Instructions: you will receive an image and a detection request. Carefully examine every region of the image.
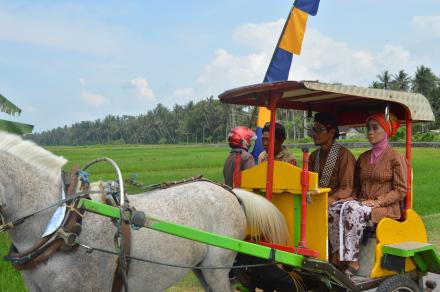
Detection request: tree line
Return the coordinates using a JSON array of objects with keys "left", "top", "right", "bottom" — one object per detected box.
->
[{"left": 28, "top": 65, "right": 440, "bottom": 146}]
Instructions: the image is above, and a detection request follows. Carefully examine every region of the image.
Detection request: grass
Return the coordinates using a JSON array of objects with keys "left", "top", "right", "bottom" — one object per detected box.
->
[
  {"left": 0, "top": 235, "right": 27, "bottom": 292},
  {"left": 1, "top": 145, "right": 439, "bottom": 291}
]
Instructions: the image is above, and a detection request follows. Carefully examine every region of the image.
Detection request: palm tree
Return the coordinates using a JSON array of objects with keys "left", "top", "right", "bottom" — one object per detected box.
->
[
  {"left": 376, "top": 70, "right": 392, "bottom": 89},
  {"left": 391, "top": 70, "right": 411, "bottom": 91},
  {"left": 370, "top": 81, "right": 384, "bottom": 89},
  {"left": 412, "top": 66, "right": 439, "bottom": 131},
  {"left": 412, "top": 65, "right": 438, "bottom": 96}
]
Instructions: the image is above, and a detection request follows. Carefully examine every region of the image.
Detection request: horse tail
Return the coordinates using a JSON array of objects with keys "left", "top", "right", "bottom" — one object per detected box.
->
[{"left": 233, "top": 188, "right": 289, "bottom": 245}]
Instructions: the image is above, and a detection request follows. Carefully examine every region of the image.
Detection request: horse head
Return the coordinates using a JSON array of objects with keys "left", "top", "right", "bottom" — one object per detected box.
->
[{"left": 0, "top": 130, "right": 67, "bottom": 250}]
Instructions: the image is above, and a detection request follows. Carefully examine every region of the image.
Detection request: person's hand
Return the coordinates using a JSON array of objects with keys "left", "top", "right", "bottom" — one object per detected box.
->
[
  {"left": 362, "top": 199, "right": 381, "bottom": 208},
  {"left": 328, "top": 197, "right": 336, "bottom": 206}
]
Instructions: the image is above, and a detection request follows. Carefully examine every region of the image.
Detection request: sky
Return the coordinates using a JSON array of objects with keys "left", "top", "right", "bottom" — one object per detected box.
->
[{"left": 0, "top": 0, "right": 439, "bottom": 132}]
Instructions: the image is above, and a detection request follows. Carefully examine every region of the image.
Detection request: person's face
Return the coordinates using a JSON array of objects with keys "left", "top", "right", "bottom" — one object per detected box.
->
[
  {"left": 262, "top": 131, "right": 270, "bottom": 151},
  {"left": 367, "top": 119, "right": 386, "bottom": 144},
  {"left": 262, "top": 131, "right": 283, "bottom": 152},
  {"left": 311, "top": 122, "right": 334, "bottom": 146}
]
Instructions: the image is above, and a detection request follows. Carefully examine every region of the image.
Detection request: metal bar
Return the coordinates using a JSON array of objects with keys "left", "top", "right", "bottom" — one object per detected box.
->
[
  {"left": 82, "top": 157, "right": 126, "bottom": 208},
  {"left": 78, "top": 199, "right": 304, "bottom": 268},
  {"left": 265, "top": 93, "right": 281, "bottom": 200},
  {"left": 233, "top": 152, "right": 242, "bottom": 187},
  {"left": 299, "top": 148, "right": 309, "bottom": 247},
  {"left": 405, "top": 113, "right": 412, "bottom": 211},
  {"left": 293, "top": 194, "right": 301, "bottom": 247}
]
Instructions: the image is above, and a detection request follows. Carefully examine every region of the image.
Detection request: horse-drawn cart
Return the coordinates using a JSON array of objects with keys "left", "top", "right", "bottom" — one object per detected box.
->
[
  {"left": 1, "top": 80, "right": 439, "bottom": 292},
  {"left": 77, "top": 81, "right": 440, "bottom": 291}
]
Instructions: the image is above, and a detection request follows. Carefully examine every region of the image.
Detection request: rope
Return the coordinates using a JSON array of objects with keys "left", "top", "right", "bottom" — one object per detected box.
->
[
  {"left": 125, "top": 175, "right": 212, "bottom": 191},
  {"left": 77, "top": 241, "right": 277, "bottom": 270}
]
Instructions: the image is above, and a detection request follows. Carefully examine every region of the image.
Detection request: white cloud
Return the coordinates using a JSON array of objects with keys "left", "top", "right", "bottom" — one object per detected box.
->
[
  {"left": 197, "top": 48, "right": 267, "bottom": 95},
  {"left": 80, "top": 78, "right": 109, "bottom": 106},
  {"left": 294, "top": 29, "right": 416, "bottom": 85},
  {"left": 232, "top": 19, "right": 284, "bottom": 51},
  {"left": 197, "top": 24, "right": 419, "bottom": 93},
  {"left": 130, "top": 77, "right": 156, "bottom": 103},
  {"left": 412, "top": 16, "right": 440, "bottom": 38},
  {"left": 193, "top": 19, "right": 290, "bottom": 96},
  {"left": 173, "top": 88, "right": 195, "bottom": 99}
]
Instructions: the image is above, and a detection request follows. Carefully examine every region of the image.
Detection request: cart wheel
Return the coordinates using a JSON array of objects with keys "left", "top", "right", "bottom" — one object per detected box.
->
[{"left": 376, "top": 275, "right": 420, "bottom": 292}]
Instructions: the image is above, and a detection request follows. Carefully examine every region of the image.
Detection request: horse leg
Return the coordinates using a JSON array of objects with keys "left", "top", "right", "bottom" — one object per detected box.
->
[
  {"left": 198, "top": 247, "right": 235, "bottom": 292},
  {"left": 193, "top": 269, "right": 212, "bottom": 291},
  {"left": 21, "top": 273, "right": 43, "bottom": 292},
  {"left": 201, "top": 268, "right": 232, "bottom": 292}
]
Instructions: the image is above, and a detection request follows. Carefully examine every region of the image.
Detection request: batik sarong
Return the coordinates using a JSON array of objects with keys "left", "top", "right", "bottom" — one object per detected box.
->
[{"left": 328, "top": 200, "right": 371, "bottom": 261}]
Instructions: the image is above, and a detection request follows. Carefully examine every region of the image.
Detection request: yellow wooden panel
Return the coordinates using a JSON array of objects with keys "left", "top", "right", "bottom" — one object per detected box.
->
[
  {"left": 272, "top": 193, "right": 295, "bottom": 245},
  {"left": 371, "top": 209, "right": 427, "bottom": 278},
  {"left": 271, "top": 191, "right": 328, "bottom": 261},
  {"left": 306, "top": 192, "right": 328, "bottom": 261},
  {"left": 241, "top": 161, "right": 327, "bottom": 261},
  {"left": 241, "top": 161, "right": 318, "bottom": 193}
]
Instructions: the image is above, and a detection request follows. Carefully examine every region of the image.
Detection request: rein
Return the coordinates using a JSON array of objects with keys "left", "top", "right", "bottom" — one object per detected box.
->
[
  {"left": 0, "top": 190, "right": 101, "bottom": 234},
  {"left": 76, "top": 240, "right": 277, "bottom": 270}
]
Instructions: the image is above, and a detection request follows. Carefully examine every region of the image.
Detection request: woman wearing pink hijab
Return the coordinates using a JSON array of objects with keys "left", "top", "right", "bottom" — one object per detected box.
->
[{"left": 328, "top": 112, "right": 407, "bottom": 276}]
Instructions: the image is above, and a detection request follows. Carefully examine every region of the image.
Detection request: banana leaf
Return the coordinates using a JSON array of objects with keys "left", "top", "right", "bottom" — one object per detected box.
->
[
  {"left": 0, "top": 119, "right": 33, "bottom": 134},
  {"left": 0, "top": 93, "right": 21, "bottom": 116}
]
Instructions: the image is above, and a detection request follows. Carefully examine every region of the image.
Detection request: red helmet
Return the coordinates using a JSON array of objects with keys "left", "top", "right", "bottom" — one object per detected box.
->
[{"left": 228, "top": 127, "right": 256, "bottom": 150}]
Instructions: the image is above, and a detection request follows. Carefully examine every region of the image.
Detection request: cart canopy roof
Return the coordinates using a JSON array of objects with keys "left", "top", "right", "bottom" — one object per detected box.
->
[{"left": 218, "top": 81, "right": 435, "bottom": 126}]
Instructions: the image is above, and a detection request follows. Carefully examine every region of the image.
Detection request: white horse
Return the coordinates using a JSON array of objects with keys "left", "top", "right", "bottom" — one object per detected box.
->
[{"left": 0, "top": 130, "right": 289, "bottom": 292}]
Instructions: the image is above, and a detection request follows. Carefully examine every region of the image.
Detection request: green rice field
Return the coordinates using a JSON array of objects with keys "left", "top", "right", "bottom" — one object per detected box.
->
[{"left": 1, "top": 144, "right": 439, "bottom": 291}]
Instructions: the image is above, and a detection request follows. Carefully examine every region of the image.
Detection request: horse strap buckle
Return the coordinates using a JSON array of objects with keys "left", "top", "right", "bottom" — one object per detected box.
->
[{"left": 56, "top": 227, "right": 79, "bottom": 247}]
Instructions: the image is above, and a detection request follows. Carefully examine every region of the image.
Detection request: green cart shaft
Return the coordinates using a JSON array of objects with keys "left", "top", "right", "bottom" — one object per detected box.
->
[{"left": 77, "top": 198, "right": 304, "bottom": 268}]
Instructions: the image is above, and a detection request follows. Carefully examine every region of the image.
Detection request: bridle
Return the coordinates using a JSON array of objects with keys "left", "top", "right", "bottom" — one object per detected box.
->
[
  {"left": 0, "top": 189, "right": 94, "bottom": 234},
  {"left": 0, "top": 157, "right": 126, "bottom": 235}
]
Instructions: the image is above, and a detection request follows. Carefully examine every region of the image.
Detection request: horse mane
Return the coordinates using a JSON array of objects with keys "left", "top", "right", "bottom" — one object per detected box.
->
[{"left": 0, "top": 130, "right": 67, "bottom": 180}]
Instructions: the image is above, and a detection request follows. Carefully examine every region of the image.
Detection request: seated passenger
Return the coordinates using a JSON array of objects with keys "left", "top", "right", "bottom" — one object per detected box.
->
[
  {"left": 223, "top": 126, "right": 256, "bottom": 187},
  {"left": 328, "top": 112, "right": 407, "bottom": 276},
  {"left": 258, "top": 122, "right": 297, "bottom": 165},
  {"left": 309, "top": 112, "right": 356, "bottom": 206}
]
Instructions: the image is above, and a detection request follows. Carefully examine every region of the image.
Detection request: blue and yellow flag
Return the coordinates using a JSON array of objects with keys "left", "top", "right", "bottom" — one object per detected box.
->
[{"left": 252, "top": 0, "right": 320, "bottom": 161}]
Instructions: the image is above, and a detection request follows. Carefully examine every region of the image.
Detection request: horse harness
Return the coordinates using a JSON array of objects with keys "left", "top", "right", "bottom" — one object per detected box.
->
[
  {"left": 1, "top": 165, "right": 131, "bottom": 292},
  {"left": 0, "top": 171, "right": 240, "bottom": 292}
]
